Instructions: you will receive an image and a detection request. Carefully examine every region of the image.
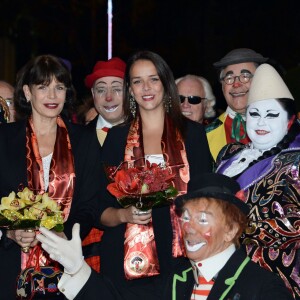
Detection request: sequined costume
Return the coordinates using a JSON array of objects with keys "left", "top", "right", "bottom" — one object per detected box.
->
[{"left": 216, "top": 133, "right": 300, "bottom": 299}]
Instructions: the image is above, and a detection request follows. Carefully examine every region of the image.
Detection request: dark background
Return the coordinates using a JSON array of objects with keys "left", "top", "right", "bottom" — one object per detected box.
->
[{"left": 0, "top": 0, "right": 299, "bottom": 111}]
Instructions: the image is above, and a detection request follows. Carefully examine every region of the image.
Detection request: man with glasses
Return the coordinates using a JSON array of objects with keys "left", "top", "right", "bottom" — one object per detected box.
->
[
  {"left": 82, "top": 57, "right": 126, "bottom": 274},
  {"left": 84, "top": 57, "right": 126, "bottom": 146},
  {"left": 0, "top": 80, "right": 15, "bottom": 122},
  {"left": 206, "top": 48, "right": 268, "bottom": 161},
  {"left": 176, "top": 74, "right": 216, "bottom": 124}
]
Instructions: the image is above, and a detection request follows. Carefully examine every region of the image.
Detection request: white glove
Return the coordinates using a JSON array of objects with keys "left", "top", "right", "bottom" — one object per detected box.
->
[{"left": 37, "top": 223, "right": 84, "bottom": 275}]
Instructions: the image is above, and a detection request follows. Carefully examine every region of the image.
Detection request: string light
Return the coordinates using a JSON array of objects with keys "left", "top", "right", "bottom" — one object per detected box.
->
[{"left": 107, "top": 0, "right": 113, "bottom": 59}]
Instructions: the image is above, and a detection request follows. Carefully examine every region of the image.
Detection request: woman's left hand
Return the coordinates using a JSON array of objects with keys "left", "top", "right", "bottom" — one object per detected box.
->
[
  {"left": 130, "top": 206, "right": 152, "bottom": 225},
  {"left": 6, "top": 229, "right": 38, "bottom": 249}
]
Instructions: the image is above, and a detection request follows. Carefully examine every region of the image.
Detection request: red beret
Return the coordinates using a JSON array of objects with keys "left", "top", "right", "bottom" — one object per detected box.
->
[{"left": 85, "top": 57, "right": 126, "bottom": 88}]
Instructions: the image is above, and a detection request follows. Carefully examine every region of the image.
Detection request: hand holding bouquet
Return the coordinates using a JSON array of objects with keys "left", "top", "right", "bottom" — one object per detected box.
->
[{"left": 106, "top": 160, "right": 178, "bottom": 211}]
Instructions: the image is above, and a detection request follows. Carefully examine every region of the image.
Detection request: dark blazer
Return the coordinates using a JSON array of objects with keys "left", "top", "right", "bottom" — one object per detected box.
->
[
  {"left": 75, "top": 271, "right": 123, "bottom": 300},
  {"left": 96, "top": 118, "right": 213, "bottom": 300},
  {"left": 0, "top": 119, "right": 103, "bottom": 299},
  {"left": 86, "top": 115, "right": 98, "bottom": 131},
  {"left": 166, "top": 249, "right": 293, "bottom": 300}
]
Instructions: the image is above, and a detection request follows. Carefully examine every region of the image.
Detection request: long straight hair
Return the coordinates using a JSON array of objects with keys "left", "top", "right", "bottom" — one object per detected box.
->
[{"left": 123, "top": 50, "right": 185, "bottom": 136}]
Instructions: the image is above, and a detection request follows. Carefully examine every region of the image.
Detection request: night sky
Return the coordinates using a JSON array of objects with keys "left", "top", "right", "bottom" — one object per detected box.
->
[{"left": 1, "top": 0, "right": 299, "bottom": 110}]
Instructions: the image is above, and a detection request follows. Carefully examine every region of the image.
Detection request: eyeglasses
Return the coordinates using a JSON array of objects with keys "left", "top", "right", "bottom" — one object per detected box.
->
[
  {"left": 179, "top": 95, "right": 206, "bottom": 105},
  {"left": 221, "top": 73, "right": 253, "bottom": 85}
]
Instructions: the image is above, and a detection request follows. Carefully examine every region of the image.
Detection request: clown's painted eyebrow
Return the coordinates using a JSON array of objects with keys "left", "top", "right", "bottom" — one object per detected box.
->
[
  {"left": 249, "top": 108, "right": 280, "bottom": 118},
  {"left": 182, "top": 208, "right": 213, "bottom": 216},
  {"left": 224, "top": 69, "right": 253, "bottom": 76},
  {"left": 250, "top": 108, "right": 280, "bottom": 113},
  {"left": 94, "top": 80, "right": 123, "bottom": 86}
]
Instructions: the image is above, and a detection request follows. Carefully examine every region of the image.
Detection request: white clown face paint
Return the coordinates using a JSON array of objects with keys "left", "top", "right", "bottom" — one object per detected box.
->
[
  {"left": 246, "top": 99, "right": 289, "bottom": 150},
  {"left": 180, "top": 199, "right": 233, "bottom": 262}
]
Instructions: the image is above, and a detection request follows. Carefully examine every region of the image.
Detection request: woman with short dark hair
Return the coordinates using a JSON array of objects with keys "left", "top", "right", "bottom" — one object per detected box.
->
[{"left": 0, "top": 54, "right": 102, "bottom": 299}]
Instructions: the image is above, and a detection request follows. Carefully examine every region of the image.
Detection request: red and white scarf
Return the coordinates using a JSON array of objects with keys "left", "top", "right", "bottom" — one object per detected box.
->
[
  {"left": 21, "top": 116, "right": 75, "bottom": 269},
  {"left": 123, "top": 114, "right": 189, "bottom": 279}
]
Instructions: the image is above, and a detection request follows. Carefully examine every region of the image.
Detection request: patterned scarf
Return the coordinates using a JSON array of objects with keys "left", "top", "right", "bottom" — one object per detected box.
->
[
  {"left": 22, "top": 116, "right": 75, "bottom": 269},
  {"left": 123, "top": 114, "right": 189, "bottom": 279}
]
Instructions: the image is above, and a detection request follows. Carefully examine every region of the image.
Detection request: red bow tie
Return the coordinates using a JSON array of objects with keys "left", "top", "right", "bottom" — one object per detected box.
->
[{"left": 101, "top": 127, "right": 109, "bottom": 132}]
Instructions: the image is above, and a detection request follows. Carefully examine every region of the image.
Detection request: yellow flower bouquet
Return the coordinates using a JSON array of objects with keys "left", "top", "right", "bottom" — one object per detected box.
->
[{"left": 0, "top": 187, "right": 64, "bottom": 231}]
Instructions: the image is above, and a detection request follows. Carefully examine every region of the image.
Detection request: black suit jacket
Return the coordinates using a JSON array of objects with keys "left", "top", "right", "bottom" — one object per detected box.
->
[
  {"left": 95, "top": 118, "right": 213, "bottom": 300},
  {"left": 0, "top": 119, "right": 103, "bottom": 299},
  {"left": 166, "top": 249, "right": 293, "bottom": 300},
  {"left": 86, "top": 115, "right": 98, "bottom": 131}
]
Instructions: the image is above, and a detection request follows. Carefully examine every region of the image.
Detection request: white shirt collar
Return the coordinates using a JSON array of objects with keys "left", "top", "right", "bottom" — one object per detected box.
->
[
  {"left": 96, "top": 114, "right": 124, "bottom": 129},
  {"left": 191, "top": 244, "right": 236, "bottom": 283},
  {"left": 226, "top": 106, "right": 246, "bottom": 121},
  {"left": 96, "top": 115, "right": 113, "bottom": 129}
]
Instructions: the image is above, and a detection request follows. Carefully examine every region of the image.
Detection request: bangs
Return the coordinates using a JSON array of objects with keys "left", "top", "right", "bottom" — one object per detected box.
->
[{"left": 28, "top": 56, "right": 72, "bottom": 87}]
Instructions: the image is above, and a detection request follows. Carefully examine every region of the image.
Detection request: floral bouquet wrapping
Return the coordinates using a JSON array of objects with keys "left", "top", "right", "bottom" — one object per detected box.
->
[
  {"left": 0, "top": 187, "right": 64, "bottom": 231},
  {"left": 106, "top": 161, "right": 178, "bottom": 211}
]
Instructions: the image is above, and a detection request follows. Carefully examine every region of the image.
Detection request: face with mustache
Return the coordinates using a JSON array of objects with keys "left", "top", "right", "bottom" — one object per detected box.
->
[
  {"left": 221, "top": 62, "right": 257, "bottom": 114},
  {"left": 180, "top": 198, "right": 237, "bottom": 262}
]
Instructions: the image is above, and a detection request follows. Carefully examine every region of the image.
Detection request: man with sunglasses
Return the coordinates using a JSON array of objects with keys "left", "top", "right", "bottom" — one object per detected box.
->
[
  {"left": 205, "top": 48, "right": 268, "bottom": 161},
  {"left": 176, "top": 75, "right": 216, "bottom": 124}
]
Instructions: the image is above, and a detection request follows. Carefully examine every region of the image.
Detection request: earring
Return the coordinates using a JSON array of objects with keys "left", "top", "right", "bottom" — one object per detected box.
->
[
  {"left": 164, "top": 96, "right": 172, "bottom": 113},
  {"left": 129, "top": 95, "right": 136, "bottom": 118}
]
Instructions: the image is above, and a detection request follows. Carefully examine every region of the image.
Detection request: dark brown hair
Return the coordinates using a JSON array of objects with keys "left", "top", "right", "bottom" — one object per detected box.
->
[
  {"left": 14, "top": 54, "right": 76, "bottom": 120},
  {"left": 123, "top": 50, "right": 185, "bottom": 135}
]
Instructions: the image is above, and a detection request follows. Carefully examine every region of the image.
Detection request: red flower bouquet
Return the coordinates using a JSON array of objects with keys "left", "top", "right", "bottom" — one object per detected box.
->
[{"left": 106, "top": 161, "right": 178, "bottom": 210}]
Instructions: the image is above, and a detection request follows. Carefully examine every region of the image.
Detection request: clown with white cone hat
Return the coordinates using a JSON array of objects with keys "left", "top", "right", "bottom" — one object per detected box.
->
[
  {"left": 247, "top": 63, "right": 294, "bottom": 104},
  {"left": 216, "top": 63, "right": 300, "bottom": 299}
]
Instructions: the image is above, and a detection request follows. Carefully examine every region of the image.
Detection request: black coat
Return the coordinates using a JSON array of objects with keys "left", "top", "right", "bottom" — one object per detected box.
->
[
  {"left": 86, "top": 115, "right": 98, "bottom": 131},
  {"left": 165, "top": 249, "right": 294, "bottom": 300},
  {"left": 96, "top": 118, "right": 213, "bottom": 300},
  {"left": 0, "top": 119, "right": 103, "bottom": 299}
]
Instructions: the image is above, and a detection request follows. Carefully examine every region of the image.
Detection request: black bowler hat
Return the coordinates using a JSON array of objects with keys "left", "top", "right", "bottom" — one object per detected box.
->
[
  {"left": 175, "top": 173, "right": 249, "bottom": 215},
  {"left": 213, "top": 48, "right": 268, "bottom": 69}
]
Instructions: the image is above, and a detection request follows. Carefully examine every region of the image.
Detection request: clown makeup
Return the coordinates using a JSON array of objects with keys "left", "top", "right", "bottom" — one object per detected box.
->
[
  {"left": 92, "top": 76, "right": 124, "bottom": 125},
  {"left": 246, "top": 99, "right": 289, "bottom": 150},
  {"left": 180, "top": 199, "right": 233, "bottom": 262}
]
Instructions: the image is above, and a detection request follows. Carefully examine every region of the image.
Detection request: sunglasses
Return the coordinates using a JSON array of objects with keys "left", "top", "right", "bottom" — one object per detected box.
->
[{"left": 179, "top": 95, "right": 206, "bottom": 105}]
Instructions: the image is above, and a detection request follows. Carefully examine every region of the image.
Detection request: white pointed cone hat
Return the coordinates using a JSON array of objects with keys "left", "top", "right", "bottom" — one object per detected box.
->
[{"left": 248, "top": 63, "right": 294, "bottom": 105}]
